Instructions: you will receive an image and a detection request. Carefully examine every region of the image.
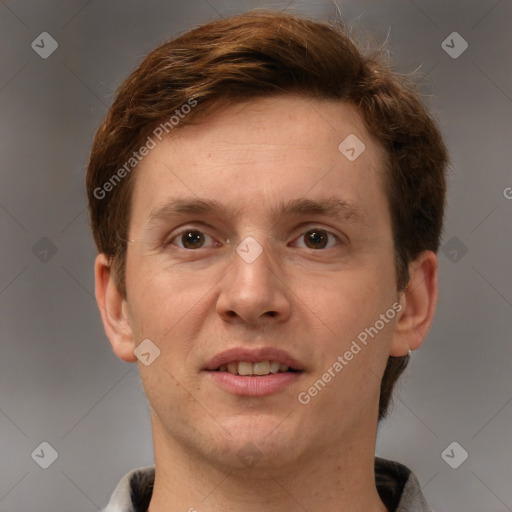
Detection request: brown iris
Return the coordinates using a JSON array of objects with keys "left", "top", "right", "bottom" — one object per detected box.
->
[
  {"left": 303, "top": 229, "right": 329, "bottom": 249},
  {"left": 181, "top": 230, "right": 205, "bottom": 249}
]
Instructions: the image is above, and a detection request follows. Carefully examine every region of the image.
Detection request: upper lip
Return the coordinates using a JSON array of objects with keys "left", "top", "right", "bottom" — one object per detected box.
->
[{"left": 204, "top": 347, "right": 304, "bottom": 371}]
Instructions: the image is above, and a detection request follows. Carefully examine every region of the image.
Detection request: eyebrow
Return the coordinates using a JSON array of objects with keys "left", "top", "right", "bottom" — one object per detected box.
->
[{"left": 145, "top": 196, "right": 368, "bottom": 230}]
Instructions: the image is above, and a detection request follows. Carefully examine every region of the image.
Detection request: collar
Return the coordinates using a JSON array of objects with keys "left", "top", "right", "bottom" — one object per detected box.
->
[{"left": 103, "top": 457, "right": 432, "bottom": 512}]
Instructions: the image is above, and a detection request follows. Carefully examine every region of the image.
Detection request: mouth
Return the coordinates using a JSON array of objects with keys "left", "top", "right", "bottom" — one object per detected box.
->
[
  {"left": 204, "top": 347, "right": 304, "bottom": 374},
  {"left": 204, "top": 347, "right": 304, "bottom": 396},
  {"left": 212, "top": 360, "right": 301, "bottom": 376}
]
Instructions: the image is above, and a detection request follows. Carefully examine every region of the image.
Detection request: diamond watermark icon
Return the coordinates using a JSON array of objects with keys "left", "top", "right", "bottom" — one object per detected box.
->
[
  {"left": 441, "top": 32, "right": 468, "bottom": 59},
  {"left": 237, "top": 442, "right": 263, "bottom": 468},
  {"left": 32, "top": 236, "right": 58, "bottom": 263},
  {"left": 441, "top": 236, "right": 468, "bottom": 263},
  {"left": 441, "top": 441, "right": 468, "bottom": 469},
  {"left": 31, "top": 32, "right": 59, "bottom": 59},
  {"left": 338, "top": 134, "right": 365, "bottom": 161},
  {"left": 236, "top": 236, "right": 263, "bottom": 263},
  {"left": 134, "top": 338, "right": 161, "bottom": 366},
  {"left": 31, "top": 441, "right": 59, "bottom": 469}
]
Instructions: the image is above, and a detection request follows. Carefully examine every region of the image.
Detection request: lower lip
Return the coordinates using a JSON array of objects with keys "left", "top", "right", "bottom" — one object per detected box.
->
[{"left": 206, "top": 371, "right": 302, "bottom": 396}]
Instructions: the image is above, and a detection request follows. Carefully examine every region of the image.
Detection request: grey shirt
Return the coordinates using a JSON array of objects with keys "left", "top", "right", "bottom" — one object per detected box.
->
[{"left": 103, "top": 457, "right": 432, "bottom": 512}]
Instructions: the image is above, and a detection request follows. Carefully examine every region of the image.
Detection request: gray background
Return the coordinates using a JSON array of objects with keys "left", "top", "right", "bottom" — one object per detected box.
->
[{"left": 1, "top": 1, "right": 511, "bottom": 511}]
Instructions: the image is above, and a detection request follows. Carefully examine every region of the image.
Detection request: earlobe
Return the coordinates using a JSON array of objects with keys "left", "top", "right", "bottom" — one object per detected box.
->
[
  {"left": 389, "top": 251, "right": 438, "bottom": 357},
  {"left": 94, "top": 253, "right": 138, "bottom": 363}
]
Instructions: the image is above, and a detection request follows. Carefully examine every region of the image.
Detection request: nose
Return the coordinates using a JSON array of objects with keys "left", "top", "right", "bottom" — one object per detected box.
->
[{"left": 216, "top": 237, "right": 292, "bottom": 326}]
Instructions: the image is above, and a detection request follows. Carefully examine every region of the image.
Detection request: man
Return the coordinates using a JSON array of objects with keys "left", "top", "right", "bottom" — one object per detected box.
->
[{"left": 87, "top": 10, "right": 447, "bottom": 512}]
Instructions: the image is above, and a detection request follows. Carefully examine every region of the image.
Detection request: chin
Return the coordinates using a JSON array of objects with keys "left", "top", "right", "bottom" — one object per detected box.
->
[{"left": 210, "top": 416, "right": 305, "bottom": 467}]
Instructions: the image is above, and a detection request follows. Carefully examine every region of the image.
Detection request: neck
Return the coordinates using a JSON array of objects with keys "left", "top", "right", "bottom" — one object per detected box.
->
[{"left": 147, "top": 415, "right": 387, "bottom": 512}]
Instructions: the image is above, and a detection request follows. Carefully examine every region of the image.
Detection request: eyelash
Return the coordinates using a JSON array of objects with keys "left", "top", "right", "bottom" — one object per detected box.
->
[{"left": 163, "top": 226, "right": 343, "bottom": 251}]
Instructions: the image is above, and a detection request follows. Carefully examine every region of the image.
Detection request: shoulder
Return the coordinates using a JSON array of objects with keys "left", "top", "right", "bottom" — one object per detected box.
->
[
  {"left": 103, "top": 465, "right": 155, "bottom": 512},
  {"left": 375, "top": 457, "right": 433, "bottom": 512}
]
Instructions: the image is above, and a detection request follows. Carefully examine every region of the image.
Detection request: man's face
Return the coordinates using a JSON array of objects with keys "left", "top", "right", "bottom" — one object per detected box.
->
[{"left": 123, "top": 96, "right": 400, "bottom": 469}]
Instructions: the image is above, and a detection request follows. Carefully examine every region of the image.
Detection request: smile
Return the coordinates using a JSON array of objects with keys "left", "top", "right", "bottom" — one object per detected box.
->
[
  {"left": 213, "top": 360, "right": 299, "bottom": 376},
  {"left": 204, "top": 347, "right": 304, "bottom": 396}
]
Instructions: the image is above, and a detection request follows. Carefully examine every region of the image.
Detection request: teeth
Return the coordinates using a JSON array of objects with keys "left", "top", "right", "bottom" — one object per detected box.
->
[
  {"left": 269, "top": 361, "right": 281, "bottom": 373},
  {"left": 253, "top": 361, "right": 270, "bottom": 375},
  {"left": 238, "top": 361, "right": 253, "bottom": 376},
  {"left": 227, "top": 362, "right": 238, "bottom": 375},
  {"left": 219, "top": 360, "right": 294, "bottom": 376}
]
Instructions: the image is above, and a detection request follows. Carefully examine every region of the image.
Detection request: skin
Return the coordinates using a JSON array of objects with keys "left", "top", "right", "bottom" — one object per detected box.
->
[{"left": 95, "top": 95, "right": 438, "bottom": 512}]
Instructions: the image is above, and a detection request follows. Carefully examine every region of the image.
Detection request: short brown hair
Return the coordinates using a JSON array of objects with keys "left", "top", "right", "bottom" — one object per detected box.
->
[{"left": 86, "top": 10, "right": 448, "bottom": 421}]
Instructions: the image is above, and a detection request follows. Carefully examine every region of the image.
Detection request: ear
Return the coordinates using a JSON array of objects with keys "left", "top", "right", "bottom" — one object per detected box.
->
[
  {"left": 94, "top": 253, "right": 137, "bottom": 363},
  {"left": 390, "top": 250, "right": 438, "bottom": 356}
]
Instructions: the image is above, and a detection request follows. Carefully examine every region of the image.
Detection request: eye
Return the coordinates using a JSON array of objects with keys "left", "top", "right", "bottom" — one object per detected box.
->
[
  {"left": 292, "top": 228, "right": 340, "bottom": 250},
  {"left": 166, "top": 229, "right": 221, "bottom": 250}
]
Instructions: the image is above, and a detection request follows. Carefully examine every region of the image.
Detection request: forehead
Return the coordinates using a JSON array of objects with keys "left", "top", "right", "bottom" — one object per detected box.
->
[{"left": 129, "top": 95, "right": 389, "bottom": 231}]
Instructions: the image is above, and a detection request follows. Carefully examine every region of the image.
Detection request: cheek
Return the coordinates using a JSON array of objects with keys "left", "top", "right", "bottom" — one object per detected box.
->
[
  {"left": 297, "top": 277, "right": 397, "bottom": 425},
  {"left": 293, "top": 263, "right": 398, "bottom": 398},
  {"left": 296, "top": 266, "right": 391, "bottom": 331},
  {"left": 125, "top": 255, "right": 220, "bottom": 370},
  {"left": 126, "top": 247, "right": 200, "bottom": 318}
]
